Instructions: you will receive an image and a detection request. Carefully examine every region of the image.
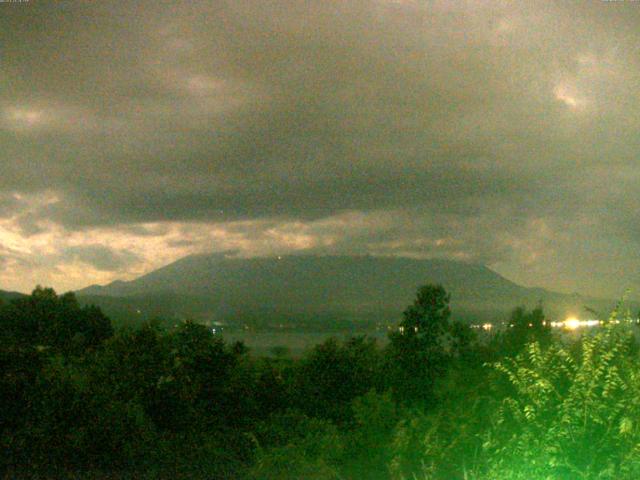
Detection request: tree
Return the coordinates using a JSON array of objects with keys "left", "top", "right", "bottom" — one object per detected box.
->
[
  {"left": 292, "top": 336, "right": 382, "bottom": 424},
  {"left": 0, "top": 287, "right": 113, "bottom": 352},
  {"left": 387, "top": 284, "right": 452, "bottom": 403},
  {"left": 492, "top": 304, "right": 552, "bottom": 357},
  {"left": 399, "top": 284, "right": 451, "bottom": 339},
  {"left": 147, "top": 320, "right": 251, "bottom": 431}
]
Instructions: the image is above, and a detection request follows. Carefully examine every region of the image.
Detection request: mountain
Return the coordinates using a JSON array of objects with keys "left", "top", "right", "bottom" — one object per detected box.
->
[
  {"left": 0, "top": 289, "right": 26, "bottom": 303},
  {"left": 76, "top": 254, "right": 628, "bottom": 326}
]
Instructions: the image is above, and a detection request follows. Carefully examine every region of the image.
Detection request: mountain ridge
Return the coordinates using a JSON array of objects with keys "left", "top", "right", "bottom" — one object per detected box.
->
[
  {"left": 74, "top": 253, "right": 624, "bottom": 325},
  {"left": 0, "top": 289, "right": 27, "bottom": 303}
]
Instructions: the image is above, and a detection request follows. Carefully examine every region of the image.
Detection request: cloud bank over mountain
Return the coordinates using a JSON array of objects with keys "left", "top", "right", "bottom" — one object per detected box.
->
[{"left": 1, "top": 1, "right": 640, "bottom": 295}]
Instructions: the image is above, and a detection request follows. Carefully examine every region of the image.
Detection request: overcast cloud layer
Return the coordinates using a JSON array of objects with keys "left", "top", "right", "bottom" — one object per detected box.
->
[{"left": 1, "top": 0, "right": 640, "bottom": 296}]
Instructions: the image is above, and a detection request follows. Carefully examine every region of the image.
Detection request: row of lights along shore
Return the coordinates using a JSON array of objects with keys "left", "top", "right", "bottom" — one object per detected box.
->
[{"left": 470, "top": 317, "right": 640, "bottom": 332}]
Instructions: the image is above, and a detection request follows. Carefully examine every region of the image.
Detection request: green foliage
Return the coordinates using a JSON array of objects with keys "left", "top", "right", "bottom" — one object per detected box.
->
[
  {"left": 164, "top": 320, "right": 243, "bottom": 428},
  {"left": 89, "top": 322, "right": 168, "bottom": 409},
  {"left": 7, "top": 283, "right": 640, "bottom": 480},
  {"left": 249, "top": 411, "right": 345, "bottom": 480},
  {"left": 387, "top": 284, "right": 453, "bottom": 402},
  {"left": 389, "top": 361, "right": 492, "bottom": 480},
  {"left": 292, "top": 335, "right": 383, "bottom": 423},
  {"left": 0, "top": 286, "right": 113, "bottom": 353},
  {"left": 345, "top": 390, "right": 401, "bottom": 479},
  {"left": 491, "top": 305, "right": 552, "bottom": 357},
  {"left": 483, "top": 319, "right": 640, "bottom": 479},
  {"left": 399, "top": 284, "right": 452, "bottom": 338}
]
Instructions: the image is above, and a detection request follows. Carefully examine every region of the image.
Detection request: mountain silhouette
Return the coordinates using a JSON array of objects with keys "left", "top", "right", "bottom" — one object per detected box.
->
[{"left": 75, "top": 254, "right": 628, "bottom": 326}]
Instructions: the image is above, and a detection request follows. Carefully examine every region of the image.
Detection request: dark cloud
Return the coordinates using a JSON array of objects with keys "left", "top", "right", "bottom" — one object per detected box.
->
[{"left": 1, "top": 1, "right": 640, "bottom": 295}]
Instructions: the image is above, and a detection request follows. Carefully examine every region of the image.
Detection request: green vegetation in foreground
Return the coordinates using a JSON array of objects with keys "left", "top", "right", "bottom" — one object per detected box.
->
[{"left": 1, "top": 285, "right": 639, "bottom": 479}]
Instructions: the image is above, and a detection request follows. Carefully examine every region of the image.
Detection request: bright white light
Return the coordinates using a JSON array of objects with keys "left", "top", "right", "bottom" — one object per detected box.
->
[{"left": 564, "top": 317, "right": 581, "bottom": 330}]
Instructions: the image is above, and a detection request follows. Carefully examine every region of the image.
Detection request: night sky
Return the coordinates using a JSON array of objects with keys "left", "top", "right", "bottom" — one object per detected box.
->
[{"left": 1, "top": 1, "right": 640, "bottom": 296}]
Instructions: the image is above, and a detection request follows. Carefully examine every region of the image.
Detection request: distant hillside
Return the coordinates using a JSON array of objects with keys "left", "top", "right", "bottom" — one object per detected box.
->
[
  {"left": 0, "top": 289, "right": 26, "bottom": 303},
  {"left": 77, "top": 254, "right": 630, "bottom": 326}
]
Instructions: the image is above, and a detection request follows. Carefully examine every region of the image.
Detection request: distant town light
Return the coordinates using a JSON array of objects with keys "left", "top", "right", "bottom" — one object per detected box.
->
[{"left": 564, "top": 317, "right": 581, "bottom": 330}]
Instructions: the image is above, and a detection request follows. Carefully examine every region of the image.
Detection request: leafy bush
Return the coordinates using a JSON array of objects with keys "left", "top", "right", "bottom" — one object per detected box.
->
[
  {"left": 249, "top": 411, "right": 344, "bottom": 480},
  {"left": 482, "top": 320, "right": 640, "bottom": 479}
]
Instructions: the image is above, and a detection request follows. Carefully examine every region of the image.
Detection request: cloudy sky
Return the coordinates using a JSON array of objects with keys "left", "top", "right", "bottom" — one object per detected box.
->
[{"left": 0, "top": 0, "right": 639, "bottom": 296}]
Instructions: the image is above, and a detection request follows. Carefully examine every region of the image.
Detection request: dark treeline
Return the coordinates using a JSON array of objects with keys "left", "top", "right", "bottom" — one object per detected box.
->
[{"left": 2, "top": 285, "right": 640, "bottom": 479}]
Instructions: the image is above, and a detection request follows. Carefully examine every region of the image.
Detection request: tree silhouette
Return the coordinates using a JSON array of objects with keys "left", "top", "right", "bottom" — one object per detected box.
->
[
  {"left": 0, "top": 286, "right": 112, "bottom": 352},
  {"left": 493, "top": 304, "right": 552, "bottom": 357},
  {"left": 387, "top": 284, "right": 452, "bottom": 403}
]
